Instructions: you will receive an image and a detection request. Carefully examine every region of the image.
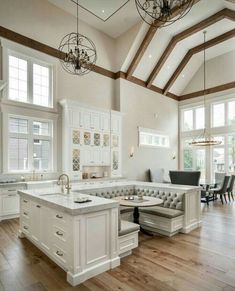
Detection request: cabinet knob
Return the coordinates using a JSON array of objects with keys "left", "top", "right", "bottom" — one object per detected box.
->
[
  {"left": 36, "top": 205, "right": 41, "bottom": 208},
  {"left": 56, "top": 231, "right": 63, "bottom": 236},
  {"left": 23, "top": 212, "right": 28, "bottom": 216},
  {"left": 56, "top": 214, "right": 63, "bottom": 219},
  {"left": 56, "top": 250, "right": 63, "bottom": 257},
  {"left": 23, "top": 226, "right": 28, "bottom": 230},
  {"left": 23, "top": 200, "right": 28, "bottom": 203}
]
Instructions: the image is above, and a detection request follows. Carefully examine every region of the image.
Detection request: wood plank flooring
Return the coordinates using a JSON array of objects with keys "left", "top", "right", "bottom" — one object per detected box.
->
[{"left": 0, "top": 202, "right": 235, "bottom": 291}]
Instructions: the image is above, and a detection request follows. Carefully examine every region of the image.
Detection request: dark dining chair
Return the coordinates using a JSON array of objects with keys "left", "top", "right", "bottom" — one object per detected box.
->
[
  {"left": 209, "top": 175, "right": 230, "bottom": 204},
  {"left": 227, "top": 175, "right": 235, "bottom": 202}
]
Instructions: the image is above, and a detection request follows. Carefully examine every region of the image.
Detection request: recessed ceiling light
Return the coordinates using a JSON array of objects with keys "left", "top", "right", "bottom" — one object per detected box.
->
[
  {"left": 182, "top": 74, "right": 185, "bottom": 78},
  {"left": 102, "top": 10, "right": 105, "bottom": 13},
  {"left": 149, "top": 54, "right": 152, "bottom": 59},
  {"left": 167, "top": 65, "right": 170, "bottom": 69}
]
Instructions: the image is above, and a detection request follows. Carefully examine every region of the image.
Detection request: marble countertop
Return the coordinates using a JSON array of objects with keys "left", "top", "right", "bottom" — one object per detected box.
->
[{"left": 18, "top": 187, "right": 119, "bottom": 215}]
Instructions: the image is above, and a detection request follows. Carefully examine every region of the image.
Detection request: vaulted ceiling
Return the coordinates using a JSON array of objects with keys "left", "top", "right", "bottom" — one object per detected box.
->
[{"left": 48, "top": 0, "right": 235, "bottom": 100}]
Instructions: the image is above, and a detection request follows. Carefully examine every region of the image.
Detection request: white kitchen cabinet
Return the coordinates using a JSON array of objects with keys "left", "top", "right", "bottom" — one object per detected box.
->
[
  {"left": 101, "top": 113, "right": 110, "bottom": 132},
  {"left": 101, "top": 149, "right": 110, "bottom": 165},
  {"left": 0, "top": 185, "right": 26, "bottom": 221},
  {"left": 83, "top": 111, "right": 92, "bottom": 129},
  {"left": 1, "top": 192, "right": 19, "bottom": 216},
  {"left": 72, "top": 110, "right": 83, "bottom": 128},
  {"left": 91, "top": 111, "right": 100, "bottom": 131},
  {"left": 60, "top": 100, "right": 122, "bottom": 179}
]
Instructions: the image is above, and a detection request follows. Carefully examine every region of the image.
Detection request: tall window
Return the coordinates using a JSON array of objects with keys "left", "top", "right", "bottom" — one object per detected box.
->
[
  {"left": 182, "top": 139, "right": 206, "bottom": 180},
  {"left": 182, "top": 106, "right": 204, "bottom": 131},
  {"left": 181, "top": 99, "right": 235, "bottom": 182},
  {"left": 7, "top": 51, "right": 53, "bottom": 108},
  {"left": 8, "top": 116, "right": 53, "bottom": 172}
]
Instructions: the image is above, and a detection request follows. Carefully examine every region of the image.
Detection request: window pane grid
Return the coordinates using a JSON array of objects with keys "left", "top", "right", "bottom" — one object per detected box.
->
[
  {"left": 8, "top": 116, "right": 53, "bottom": 172},
  {"left": 33, "top": 64, "right": 50, "bottom": 107},
  {"left": 8, "top": 55, "right": 28, "bottom": 103}
]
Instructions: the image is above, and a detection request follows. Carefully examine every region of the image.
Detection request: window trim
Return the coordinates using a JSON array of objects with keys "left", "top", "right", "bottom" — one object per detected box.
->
[
  {"left": 2, "top": 113, "right": 55, "bottom": 174},
  {"left": 1, "top": 39, "right": 56, "bottom": 111},
  {"left": 6, "top": 49, "right": 53, "bottom": 108}
]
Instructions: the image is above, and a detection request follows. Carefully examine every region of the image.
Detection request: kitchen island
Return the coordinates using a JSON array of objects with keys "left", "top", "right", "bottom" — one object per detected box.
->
[{"left": 18, "top": 189, "right": 120, "bottom": 286}]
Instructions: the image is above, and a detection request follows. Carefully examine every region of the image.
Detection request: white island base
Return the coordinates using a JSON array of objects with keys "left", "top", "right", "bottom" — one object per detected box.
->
[{"left": 18, "top": 192, "right": 120, "bottom": 286}]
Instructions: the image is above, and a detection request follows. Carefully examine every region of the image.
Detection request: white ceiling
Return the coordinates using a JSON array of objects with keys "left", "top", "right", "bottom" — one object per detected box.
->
[
  {"left": 48, "top": 0, "right": 235, "bottom": 96},
  {"left": 48, "top": 0, "right": 140, "bottom": 38},
  {"left": 132, "top": 0, "right": 235, "bottom": 95}
]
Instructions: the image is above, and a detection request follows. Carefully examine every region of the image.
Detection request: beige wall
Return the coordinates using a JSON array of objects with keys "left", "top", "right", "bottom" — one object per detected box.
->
[
  {"left": 120, "top": 79, "right": 178, "bottom": 181},
  {"left": 183, "top": 50, "right": 235, "bottom": 95},
  {"left": 0, "top": 0, "right": 179, "bottom": 181}
]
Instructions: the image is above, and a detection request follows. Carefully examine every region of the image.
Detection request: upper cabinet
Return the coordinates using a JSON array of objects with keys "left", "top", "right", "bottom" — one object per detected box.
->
[{"left": 60, "top": 100, "right": 122, "bottom": 179}]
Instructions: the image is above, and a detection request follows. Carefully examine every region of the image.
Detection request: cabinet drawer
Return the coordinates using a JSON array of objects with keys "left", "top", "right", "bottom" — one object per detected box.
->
[
  {"left": 21, "top": 198, "right": 30, "bottom": 209},
  {"left": 22, "top": 222, "right": 30, "bottom": 235},
  {"left": 53, "top": 225, "right": 67, "bottom": 244},
  {"left": 53, "top": 211, "right": 68, "bottom": 227},
  {"left": 21, "top": 209, "right": 30, "bottom": 220},
  {"left": 52, "top": 244, "right": 68, "bottom": 267}
]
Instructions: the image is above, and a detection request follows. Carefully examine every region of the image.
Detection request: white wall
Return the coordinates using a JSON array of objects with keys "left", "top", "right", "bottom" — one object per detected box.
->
[
  {"left": 183, "top": 50, "right": 235, "bottom": 95},
  {"left": 120, "top": 79, "right": 178, "bottom": 181},
  {"left": 0, "top": 0, "right": 179, "bottom": 181}
]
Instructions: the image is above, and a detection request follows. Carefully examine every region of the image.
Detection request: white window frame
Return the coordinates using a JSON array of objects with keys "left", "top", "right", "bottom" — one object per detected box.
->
[
  {"left": 138, "top": 127, "right": 170, "bottom": 148},
  {"left": 180, "top": 95, "right": 235, "bottom": 182},
  {"left": 1, "top": 39, "right": 56, "bottom": 110},
  {"left": 181, "top": 105, "right": 205, "bottom": 132},
  {"left": 3, "top": 113, "right": 55, "bottom": 174},
  {"left": 6, "top": 49, "right": 53, "bottom": 108}
]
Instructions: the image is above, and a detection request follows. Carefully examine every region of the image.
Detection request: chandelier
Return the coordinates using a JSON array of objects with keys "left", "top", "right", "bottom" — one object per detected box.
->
[
  {"left": 189, "top": 31, "right": 221, "bottom": 147},
  {"left": 58, "top": 0, "right": 97, "bottom": 76},
  {"left": 135, "top": 0, "right": 195, "bottom": 27}
]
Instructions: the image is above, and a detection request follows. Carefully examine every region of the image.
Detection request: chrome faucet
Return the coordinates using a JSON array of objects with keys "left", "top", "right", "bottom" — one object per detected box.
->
[{"left": 57, "top": 174, "right": 71, "bottom": 194}]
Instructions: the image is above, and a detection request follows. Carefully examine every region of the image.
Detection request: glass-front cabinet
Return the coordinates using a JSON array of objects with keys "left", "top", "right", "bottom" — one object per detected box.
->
[{"left": 60, "top": 99, "right": 122, "bottom": 179}]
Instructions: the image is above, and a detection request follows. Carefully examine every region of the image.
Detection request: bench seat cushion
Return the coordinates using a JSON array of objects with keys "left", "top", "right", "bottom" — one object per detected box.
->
[
  {"left": 119, "top": 220, "right": 140, "bottom": 236},
  {"left": 139, "top": 206, "right": 183, "bottom": 219}
]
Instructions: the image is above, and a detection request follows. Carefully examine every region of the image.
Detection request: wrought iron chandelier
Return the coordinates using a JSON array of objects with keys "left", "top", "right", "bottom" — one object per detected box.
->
[
  {"left": 135, "top": 0, "right": 195, "bottom": 27},
  {"left": 58, "top": 0, "right": 97, "bottom": 76},
  {"left": 189, "top": 31, "right": 221, "bottom": 147}
]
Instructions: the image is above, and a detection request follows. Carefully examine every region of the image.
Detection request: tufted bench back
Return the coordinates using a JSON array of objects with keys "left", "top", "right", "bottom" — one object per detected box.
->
[
  {"left": 79, "top": 185, "right": 184, "bottom": 211},
  {"left": 134, "top": 187, "right": 184, "bottom": 210}
]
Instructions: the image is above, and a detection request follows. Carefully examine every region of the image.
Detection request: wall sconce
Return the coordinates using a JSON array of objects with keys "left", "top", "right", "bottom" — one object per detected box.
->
[
  {"left": 172, "top": 152, "right": 176, "bottom": 160},
  {"left": 130, "top": 146, "right": 134, "bottom": 158}
]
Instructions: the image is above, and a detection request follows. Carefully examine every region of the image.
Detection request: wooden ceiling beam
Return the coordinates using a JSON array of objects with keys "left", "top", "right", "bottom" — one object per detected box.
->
[
  {"left": 146, "top": 8, "right": 235, "bottom": 88},
  {"left": 163, "top": 28, "right": 235, "bottom": 95},
  {"left": 180, "top": 81, "right": 235, "bottom": 101},
  {"left": 126, "top": 0, "right": 201, "bottom": 80}
]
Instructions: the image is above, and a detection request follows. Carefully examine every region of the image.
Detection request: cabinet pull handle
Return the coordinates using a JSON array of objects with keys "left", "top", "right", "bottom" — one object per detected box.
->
[
  {"left": 23, "top": 200, "right": 28, "bottom": 203},
  {"left": 23, "top": 226, "right": 28, "bottom": 230},
  {"left": 23, "top": 212, "right": 28, "bottom": 216},
  {"left": 36, "top": 205, "right": 41, "bottom": 208},
  {"left": 56, "top": 250, "right": 63, "bottom": 257},
  {"left": 56, "top": 231, "right": 63, "bottom": 236},
  {"left": 7, "top": 189, "right": 16, "bottom": 192},
  {"left": 8, "top": 194, "right": 16, "bottom": 197},
  {"left": 56, "top": 214, "right": 63, "bottom": 219}
]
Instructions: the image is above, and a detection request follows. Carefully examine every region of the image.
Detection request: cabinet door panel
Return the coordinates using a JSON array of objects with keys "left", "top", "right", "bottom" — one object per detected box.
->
[
  {"left": 1, "top": 194, "right": 19, "bottom": 215},
  {"left": 102, "top": 150, "right": 110, "bottom": 165},
  {"left": 40, "top": 206, "right": 52, "bottom": 252},
  {"left": 72, "top": 111, "right": 83, "bottom": 128},
  {"left": 83, "top": 111, "right": 92, "bottom": 129},
  {"left": 30, "top": 201, "right": 41, "bottom": 243},
  {"left": 91, "top": 112, "right": 100, "bottom": 131},
  {"left": 101, "top": 114, "right": 110, "bottom": 132}
]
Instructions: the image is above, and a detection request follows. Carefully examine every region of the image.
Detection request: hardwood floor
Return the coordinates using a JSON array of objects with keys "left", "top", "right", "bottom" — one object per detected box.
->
[{"left": 0, "top": 202, "right": 235, "bottom": 291}]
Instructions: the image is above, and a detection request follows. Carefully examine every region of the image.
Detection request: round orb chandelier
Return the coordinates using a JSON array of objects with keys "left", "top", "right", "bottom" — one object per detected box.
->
[
  {"left": 135, "top": 0, "right": 195, "bottom": 27},
  {"left": 58, "top": 0, "right": 97, "bottom": 76}
]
